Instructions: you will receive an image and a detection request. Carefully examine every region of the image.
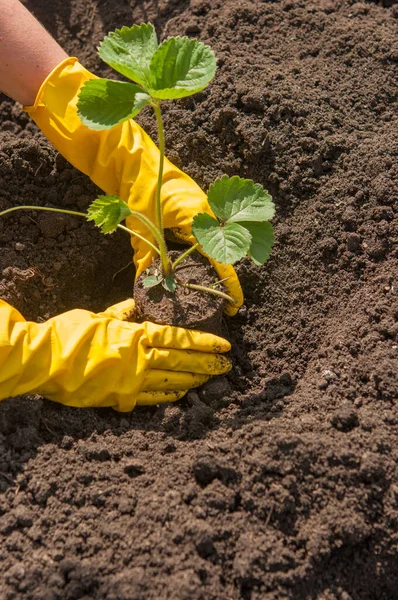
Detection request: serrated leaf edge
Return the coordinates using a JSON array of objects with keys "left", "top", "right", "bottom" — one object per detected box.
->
[
  {"left": 208, "top": 175, "right": 275, "bottom": 223},
  {"left": 148, "top": 36, "right": 217, "bottom": 97}
]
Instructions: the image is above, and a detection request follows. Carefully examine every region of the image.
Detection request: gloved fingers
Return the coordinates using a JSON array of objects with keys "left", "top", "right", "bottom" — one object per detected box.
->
[
  {"left": 141, "top": 369, "right": 210, "bottom": 391},
  {"left": 98, "top": 299, "right": 137, "bottom": 321},
  {"left": 163, "top": 227, "right": 244, "bottom": 317},
  {"left": 147, "top": 347, "right": 232, "bottom": 376},
  {"left": 206, "top": 259, "right": 244, "bottom": 317},
  {"left": 144, "top": 322, "right": 231, "bottom": 353},
  {"left": 136, "top": 390, "right": 187, "bottom": 406}
]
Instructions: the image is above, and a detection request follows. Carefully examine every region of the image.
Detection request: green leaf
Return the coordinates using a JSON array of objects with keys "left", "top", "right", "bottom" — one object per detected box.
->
[
  {"left": 192, "top": 213, "right": 252, "bottom": 265},
  {"left": 98, "top": 23, "right": 158, "bottom": 89},
  {"left": 77, "top": 79, "right": 150, "bottom": 130},
  {"left": 87, "top": 195, "right": 132, "bottom": 233},
  {"left": 240, "top": 221, "right": 274, "bottom": 266},
  {"left": 162, "top": 275, "right": 177, "bottom": 292},
  {"left": 142, "top": 274, "right": 163, "bottom": 288},
  {"left": 207, "top": 175, "right": 275, "bottom": 224},
  {"left": 149, "top": 37, "right": 216, "bottom": 100}
]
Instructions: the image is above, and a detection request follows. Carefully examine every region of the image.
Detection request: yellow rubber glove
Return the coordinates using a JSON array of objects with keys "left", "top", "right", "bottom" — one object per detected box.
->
[
  {"left": 24, "top": 57, "right": 243, "bottom": 316},
  {"left": 0, "top": 299, "right": 231, "bottom": 411}
]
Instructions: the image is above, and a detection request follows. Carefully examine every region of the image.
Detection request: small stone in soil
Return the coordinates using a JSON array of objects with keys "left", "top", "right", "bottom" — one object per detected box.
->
[{"left": 199, "top": 376, "right": 232, "bottom": 402}]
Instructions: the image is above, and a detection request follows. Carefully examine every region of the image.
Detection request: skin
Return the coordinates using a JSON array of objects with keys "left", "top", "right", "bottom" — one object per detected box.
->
[{"left": 0, "top": 0, "right": 67, "bottom": 105}]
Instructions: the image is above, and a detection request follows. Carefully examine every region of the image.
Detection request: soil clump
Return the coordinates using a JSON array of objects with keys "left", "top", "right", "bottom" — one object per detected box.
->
[{"left": 134, "top": 251, "right": 226, "bottom": 334}]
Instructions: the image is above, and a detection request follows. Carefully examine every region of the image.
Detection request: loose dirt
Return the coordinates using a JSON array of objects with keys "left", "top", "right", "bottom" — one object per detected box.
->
[{"left": 0, "top": 1, "right": 397, "bottom": 599}]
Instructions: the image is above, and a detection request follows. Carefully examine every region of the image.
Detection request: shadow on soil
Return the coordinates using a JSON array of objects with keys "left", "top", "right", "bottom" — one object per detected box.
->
[{"left": 0, "top": 371, "right": 295, "bottom": 494}]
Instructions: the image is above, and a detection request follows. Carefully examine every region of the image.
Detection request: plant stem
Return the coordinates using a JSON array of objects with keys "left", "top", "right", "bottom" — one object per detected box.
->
[
  {"left": 151, "top": 100, "right": 170, "bottom": 274},
  {"left": 0, "top": 205, "right": 87, "bottom": 219},
  {"left": 171, "top": 243, "right": 200, "bottom": 271},
  {"left": 127, "top": 209, "right": 165, "bottom": 254},
  {"left": 177, "top": 281, "right": 237, "bottom": 305},
  {"left": 0, "top": 205, "right": 161, "bottom": 256},
  {"left": 152, "top": 101, "right": 165, "bottom": 235}
]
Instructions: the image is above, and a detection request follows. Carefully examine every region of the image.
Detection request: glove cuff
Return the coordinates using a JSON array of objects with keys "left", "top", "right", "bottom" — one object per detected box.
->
[{"left": 24, "top": 56, "right": 80, "bottom": 113}]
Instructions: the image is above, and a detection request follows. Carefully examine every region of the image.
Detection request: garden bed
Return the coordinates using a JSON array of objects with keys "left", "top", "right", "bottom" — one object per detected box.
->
[{"left": 0, "top": 1, "right": 397, "bottom": 599}]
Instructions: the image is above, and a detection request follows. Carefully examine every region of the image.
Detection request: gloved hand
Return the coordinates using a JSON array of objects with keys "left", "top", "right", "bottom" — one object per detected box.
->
[
  {"left": 0, "top": 299, "right": 231, "bottom": 411},
  {"left": 25, "top": 57, "right": 243, "bottom": 315}
]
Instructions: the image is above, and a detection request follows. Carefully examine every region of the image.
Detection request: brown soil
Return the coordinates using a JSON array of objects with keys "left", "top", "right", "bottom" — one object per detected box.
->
[
  {"left": 134, "top": 251, "right": 226, "bottom": 334},
  {"left": 0, "top": 1, "right": 397, "bottom": 599}
]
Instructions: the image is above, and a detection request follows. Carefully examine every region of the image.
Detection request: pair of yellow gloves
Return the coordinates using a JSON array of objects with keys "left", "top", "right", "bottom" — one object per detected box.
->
[{"left": 0, "top": 58, "right": 243, "bottom": 411}]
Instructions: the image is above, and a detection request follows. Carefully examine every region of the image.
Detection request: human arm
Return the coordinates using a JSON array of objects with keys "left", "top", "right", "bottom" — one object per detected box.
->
[
  {"left": 0, "top": 2, "right": 241, "bottom": 411},
  {"left": 0, "top": 0, "right": 243, "bottom": 311},
  {"left": 0, "top": 2, "right": 243, "bottom": 313},
  {"left": 0, "top": 0, "right": 67, "bottom": 106}
]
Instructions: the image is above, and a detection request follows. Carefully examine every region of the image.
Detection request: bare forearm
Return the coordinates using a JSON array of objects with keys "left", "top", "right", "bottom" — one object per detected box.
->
[{"left": 0, "top": 0, "right": 68, "bottom": 105}]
